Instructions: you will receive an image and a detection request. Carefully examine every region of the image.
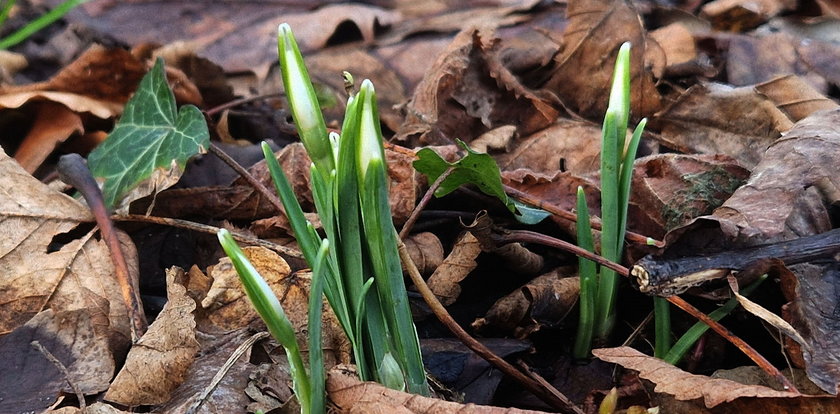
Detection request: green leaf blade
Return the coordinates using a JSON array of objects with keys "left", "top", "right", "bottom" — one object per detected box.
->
[{"left": 87, "top": 58, "right": 209, "bottom": 210}]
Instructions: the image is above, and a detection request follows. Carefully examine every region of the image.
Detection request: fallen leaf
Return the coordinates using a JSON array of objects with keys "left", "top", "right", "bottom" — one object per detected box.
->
[
  {"left": 781, "top": 263, "right": 840, "bottom": 395},
  {"left": 402, "top": 232, "right": 444, "bottom": 277},
  {"left": 421, "top": 338, "right": 532, "bottom": 404},
  {"left": 105, "top": 267, "right": 199, "bottom": 406},
  {"left": 280, "top": 4, "right": 402, "bottom": 51},
  {"left": 652, "top": 82, "right": 792, "bottom": 169},
  {"left": 204, "top": 246, "right": 351, "bottom": 367},
  {"left": 427, "top": 232, "right": 482, "bottom": 306},
  {"left": 0, "top": 309, "right": 114, "bottom": 413},
  {"left": 0, "top": 147, "right": 133, "bottom": 349},
  {"left": 494, "top": 119, "right": 604, "bottom": 175},
  {"left": 327, "top": 365, "right": 552, "bottom": 413},
  {"left": 473, "top": 267, "right": 579, "bottom": 338},
  {"left": 13, "top": 101, "right": 83, "bottom": 173},
  {"left": 87, "top": 58, "right": 210, "bottom": 211},
  {"left": 593, "top": 347, "right": 799, "bottom": 407},
  {"left": 649, "top": 23, "right": 697, "bottom": 69},
  {"left": 754, "top": 75, "right": 839, "bottom": 122},
  {"left": 726, "top": 32, "right": 829, "bottom": 90},
  {"left": 701, "top": 0, "right": 795, "bottom": 31},
  {"left": 157, "top": 328, "right": 257, "bottom": 413},
  {"left": 542, "top": 0, "right": 663, "bottom": 120}
]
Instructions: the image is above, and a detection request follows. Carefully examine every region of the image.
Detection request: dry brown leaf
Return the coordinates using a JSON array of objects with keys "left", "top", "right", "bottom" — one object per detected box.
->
[
  {"left": 593, "top": 347, "right": 799, "bottom": 408},
  {"left": 0, "top": 90, "right": 121, "bottom": 118},
  {"left": 105, "top": 267, "right": 199, "bottom": 406},
  {"left": 649, "top": 23, "right": 697, "bottom": 68},
  {"left": 13, "top": 101, "right": 84, "bottom": 173},
  {"left": 281, "top": 4, "right": 401, "bottom": 50},
  {"left": 652, "top": 82, "right": 792, "bottom": 169},
  {"left": 426, "top": 232, "right": 482, "bottom": 306},
  {"left": 0, "top": 147, "right": 133, "bottom": 349},
  {"left": 403, "top": 232, "right": 444, "bottom": 276},
  {"left": 543, "top": 0, "right": 663, "bottom": 119},
  {"left": 396, "top": 26, "right": 559, "bottom": 146},
  {"left": 0, "top": 309, "right": 115, "bottom": 413},
  {"left": 469, "top": 125, "right": 517, "bottom": 153},
  {"left": 473, "top": 267, "right": 579, "bottom": 338},
  {"left": 727, "top": 32, "right": 829, "bottom": 90},
  {"left": 157, "top": 328, "right": 256, "bottom": 413},
  {"left": 701, "top": 0, "right": 795, "bottom": 31},
  {"left": 204, "top": 246, "right": 351, "bottom": 367},
  {"left": 781, "top": 263, "right": 840, "bottom": 395},
  {"left": 754, "top": 75, "right": 839, "bottom": 122},
  {"left": 495, "top": 119, "right": 603, "bottom": 175},
  {"left": 327, "top": 365, "right": 552, "bottom": 413},
  {"left": 629, "top": 154, "right": 749, "bottom": 238}
]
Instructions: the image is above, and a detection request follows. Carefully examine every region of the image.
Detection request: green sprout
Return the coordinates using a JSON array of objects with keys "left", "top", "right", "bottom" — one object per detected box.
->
[
  {"left": 573, "top": 43, "right": 659, "bottom": 357},
  {"left": 0, "top": 0, "right": 88, "bottom": 49}
]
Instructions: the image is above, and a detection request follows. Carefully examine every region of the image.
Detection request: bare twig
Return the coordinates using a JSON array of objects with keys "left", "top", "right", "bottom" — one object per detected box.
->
[
  {"left": 57, "top": 154, "right": 147, "bottom": 340},
  {"left": 516, "top": 360, "right": 585, "bottom": 414},
  {"left": 112, "top": 214, "right": 303, "bottom": 259},
  {"left": 204, "top": 93, "right": 282, "bottom": 117},
  {"left": 31, "top": 340, "right": 86, "bottom": 409},
  {"left": 397, "top": 239, "right": 578, "bottom": 413},
  {"left": 208, "top": 143, "right": 287, "bottom": 215},
  {"left": 497, "top": 229, "right": 799, "bottom": 393},
  {"left": 399, "top": 166, "right": 454, "bottom": 239}
]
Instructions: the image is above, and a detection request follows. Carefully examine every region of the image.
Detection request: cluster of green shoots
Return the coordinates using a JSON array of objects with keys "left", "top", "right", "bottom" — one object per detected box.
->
[
  {"left": 0, "top": 0, "right": 87, "bottom": 49},
  {"left": 572, "top": 43, "right": 662, "bottom": 358},
  {"left": 218, "top": 23, "right": 428, "bottom": 414},
  {"left": 573, "top": 44, "right": 769, "bottom": 362}
]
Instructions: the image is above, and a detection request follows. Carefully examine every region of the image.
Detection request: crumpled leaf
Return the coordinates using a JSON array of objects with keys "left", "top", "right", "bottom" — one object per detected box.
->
[
  {"left": 426, "top": 232, "right": 481, "bottom": 306},
  {"left": 494, "top": 119, "right": 603, "bottom": 175},
  {"left": 87, "top": 58, "right": 209, "bottom": 211},
  {"left": 13, "top": 101, "right": 84, "bottom": 173},
  {"left": 593, "top": 347, "right": 799, "bottom": 408},
  {"left": 542, "top": 0, "right": 663, "bottom": 120},
  {"left": 105, "top": 267, "right": 199, "bottom": 406},
  {"left": 0, "top": 147, "right": 133, "bottom": 348},
  {"left": 0, "top": 309, "right": 114, "bottom": 413},
  {"left": 204, "top": 246, "right": 351, "bottom": 367},
  {"left": 327, "top": 365, "right": 552, "bottom": 413}
]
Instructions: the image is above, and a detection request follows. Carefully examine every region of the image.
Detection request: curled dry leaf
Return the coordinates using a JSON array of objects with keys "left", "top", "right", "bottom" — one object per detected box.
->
[
  {"left": 426, "top": 232, "right": 481, "bottom": 306},
  {"left": 204, "top": 246, "right": 351, "bottom": 367},
  {"left": 0, "top": 147, "right": 133, "bottom": 349},
  {"left": 648, "top": 23, "right": 697, "bottom": 69},
  {"left": 542, "top": 0, "right": 663, "bottom": 119},
  {"left": 701, "top": 0, "right": 795, "bottom": 31},
  {"left": 494, "top": 119, "right": 603, "bottom": 175},
  {"left": 402, "top": 232, "right": 444, "bottom": 276},
  {"left": 652, "top": 82, "right": 793, "bottom": 169},
  {"left": 105, "top": 267, "right": 199, "bottom": 406},
  {"left": 473, "top": 267, "right": 579, "bottom": 338},
  {"left": 327, "top": 365, "right": 552, "bottom": 414},
  {"left": 158, "top": 328, "right": 255, "bottom": 413},
  {"left": 592, "top": 347, "right": 800, "bottom": 408},
  {"left": 0, "top": 309, "right": 114, "bottom": 413},
  {"left": 396, "top": 25, "right": 558, "bottom": 146},
  {"left": 13, "top": 101, "right": 84, "bottom": 173},
  {"left": 754, "top": 75, "right": 839, "bottom": 123}
]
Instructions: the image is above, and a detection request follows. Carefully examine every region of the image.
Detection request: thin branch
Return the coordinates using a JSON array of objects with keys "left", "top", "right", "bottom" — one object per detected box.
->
[
  {"left": 113, "top": 214, "right": 303, "bottom": 259},
  {"left": 208, "top": 143, "right": 286, "bottom": 215},
  {"left": 399, "top": 166, "right": 454, "bottom": 239},
  {"left": 397, "top": 239, "right": 579, "bottom": 413},
  {"left": 57, "top": 154, "right": 147, "bottom": 340}
]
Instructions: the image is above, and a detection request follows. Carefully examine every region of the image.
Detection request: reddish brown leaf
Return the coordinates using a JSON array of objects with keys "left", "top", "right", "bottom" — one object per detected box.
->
[{"left": 13, "top": 101, "right": 83, "bottom": 173}]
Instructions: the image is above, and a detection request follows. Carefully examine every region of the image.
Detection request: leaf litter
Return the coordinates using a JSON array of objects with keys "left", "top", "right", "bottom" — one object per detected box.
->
[{"left": 2, "top": 0, "right": 840, "bottom": 412}]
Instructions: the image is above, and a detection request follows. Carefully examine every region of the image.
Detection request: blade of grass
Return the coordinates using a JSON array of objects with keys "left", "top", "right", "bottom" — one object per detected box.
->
[
  {"left": 663, "top": 274, "right": 768, "bottom": 364},
  {"left": 594, "top": 111, "right": 620, "bottom": 342},
  {"left": 308, "top": 240, "right": 329, "bottom": 414},
  {"left": 0, "top": 0, "right": 87, "bottom": 49},
  {"left": 573, "top": 187, "right": 597, "bottom": 359},
  {"left": 653, "top": 297, "right": 671, "bottom": 358},
  {"left": 0, "top": 0, "right": 15, "bottom": 28}
]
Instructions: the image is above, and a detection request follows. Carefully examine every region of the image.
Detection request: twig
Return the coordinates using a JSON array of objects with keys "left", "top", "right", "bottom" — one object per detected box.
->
[
  {"left": 208, "top": 143, "right": 286, "bottom": 215},
  {"left": 516, "top": 360, "right": 586, "bottom": 414},
  {"left": 399, "top": 166, "right": 454, "bottom": 239},
  {"left": 57, "top": 154, "right": 147, "bottom": 340},
  {"left": 31, "top": 340, "right": 86, "bottom": 409},
  {"left": 497, "top": 229, "right": 799, "bottom": 393},
  {"left": 204, "top": 93, "right": 282, "bottom": 117},
  {"left": 397, "top": 239, "right": 577, "bottom": 412},
  {"left": 186, "top": 331, "right": 270, "bottom": 414},
  {"left": 112, "top": 214, "right": 303, "bottom": 259}
]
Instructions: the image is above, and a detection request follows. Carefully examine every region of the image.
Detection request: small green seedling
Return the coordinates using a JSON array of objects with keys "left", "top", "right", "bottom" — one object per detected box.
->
[{"left": 0, "top": 0, "right": 88, "bottom": 49}]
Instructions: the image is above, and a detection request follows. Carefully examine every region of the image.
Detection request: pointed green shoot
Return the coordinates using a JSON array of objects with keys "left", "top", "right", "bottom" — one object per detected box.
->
[
  {"left": 217, "top": 229, "right": 312, "bottom": 414},
  {"left": 573, "top": 187, "right": 597, "bottom": 359},
  {"left": 277, "top": 23, "right": 333, "bottom": 176}
]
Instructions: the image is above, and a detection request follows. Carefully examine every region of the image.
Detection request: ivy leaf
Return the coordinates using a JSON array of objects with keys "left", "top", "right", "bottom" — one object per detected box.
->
[
  {"left": 87, "top": 58, "right": 209, "bottom": 210},
  {"left": 414, "top": 140, "right": 550, "bottom": 224}
]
